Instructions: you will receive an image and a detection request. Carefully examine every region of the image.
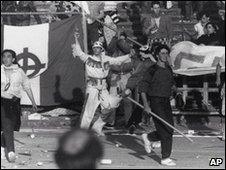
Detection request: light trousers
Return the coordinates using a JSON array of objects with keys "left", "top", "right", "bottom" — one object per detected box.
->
[{"left": 80, "top": 85, "right": 122, "bottom": 134}]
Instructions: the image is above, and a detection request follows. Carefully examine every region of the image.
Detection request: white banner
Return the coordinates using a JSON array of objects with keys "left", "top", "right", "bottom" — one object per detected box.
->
[
  {"left": 170, "top": 41, "right": 225, "bottom": 76},
  {"left": 3, "top": 24, "right": 49, "bottom": 105}
]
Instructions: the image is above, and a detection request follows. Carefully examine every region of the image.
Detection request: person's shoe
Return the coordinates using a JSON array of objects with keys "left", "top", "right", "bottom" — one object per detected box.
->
[
  {"left": 1, "top": 147, "right": 6, "bottom": 160},
  {"left": 151, "top": 141, "right": 161, "bottom": 149},
  {"left": 161, "top": 158, "right": 176, "bottom": 166},
  {"left": 141, "top": 133, "right": 152, "bottom": 153},
  {"left": 8, "top": 151, "right": 16, "bottom": 163}
]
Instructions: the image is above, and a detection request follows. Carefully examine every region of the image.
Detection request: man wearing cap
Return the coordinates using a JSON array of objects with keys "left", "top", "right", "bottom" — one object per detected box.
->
[{"left": 72, "top": 34, "right": 133, "bottom": 136}]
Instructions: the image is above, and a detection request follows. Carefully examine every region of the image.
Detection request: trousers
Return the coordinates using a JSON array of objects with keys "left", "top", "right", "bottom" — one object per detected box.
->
[
  {"left": 108, "top": 73, "right": 132, "bottom": 125},
  {"left": 1, "top": 97, "right": 21, "bottom": 152},
  {"left": 147, "top": 96, "right": 174, "bottom": 159},
  {"left": 80, "top": 85, "right": 122, "bottom": 134}
]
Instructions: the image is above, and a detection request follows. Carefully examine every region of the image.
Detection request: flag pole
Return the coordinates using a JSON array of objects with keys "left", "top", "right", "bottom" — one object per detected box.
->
[{"left": 82, "top": 6, "right": 88, "bottom": 53}]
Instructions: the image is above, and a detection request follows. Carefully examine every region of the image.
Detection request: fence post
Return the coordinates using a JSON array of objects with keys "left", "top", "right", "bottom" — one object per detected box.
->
[
  {"left": 182, "top": 76, "right": 188, "bottom": 104},
  {"left": 203, "top": 76, "right": 209, "bottom": 104}
]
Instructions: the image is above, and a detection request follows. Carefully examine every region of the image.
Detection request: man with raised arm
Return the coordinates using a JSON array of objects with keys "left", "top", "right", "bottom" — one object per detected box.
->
[{"left": 71, "top": 33, "right": 133, "bottom": 136}]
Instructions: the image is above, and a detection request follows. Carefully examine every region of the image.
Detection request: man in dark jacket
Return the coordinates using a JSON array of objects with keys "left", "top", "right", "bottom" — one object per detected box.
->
[{"left": 139, "top": 44, "right": 177, "bottom": 166}]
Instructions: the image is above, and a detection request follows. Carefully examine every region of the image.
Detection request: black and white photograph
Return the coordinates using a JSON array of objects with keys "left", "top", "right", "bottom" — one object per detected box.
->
[{"left": 1, "top": 1, "right": 225, "bottom": 169}]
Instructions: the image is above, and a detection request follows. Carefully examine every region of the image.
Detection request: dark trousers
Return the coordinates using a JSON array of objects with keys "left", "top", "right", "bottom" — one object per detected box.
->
[
  {"left": 127, "top": 105, "right": 143, "bottom": 127},
  {"left": 1, "top": 97, "right": 21, "bottom": 152},
  {"left": 147, "top": 96, "right": 174, "bottom": 159}
]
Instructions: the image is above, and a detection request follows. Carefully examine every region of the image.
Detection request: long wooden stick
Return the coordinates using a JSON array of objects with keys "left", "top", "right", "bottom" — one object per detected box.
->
[{"left": 127, "top": 97, "right": 194, "bottom": 143}]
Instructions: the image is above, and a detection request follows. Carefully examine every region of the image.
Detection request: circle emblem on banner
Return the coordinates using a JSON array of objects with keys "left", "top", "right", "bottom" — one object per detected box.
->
[{"left": 17, "top": 48, "right": 46, "bottom": 78}]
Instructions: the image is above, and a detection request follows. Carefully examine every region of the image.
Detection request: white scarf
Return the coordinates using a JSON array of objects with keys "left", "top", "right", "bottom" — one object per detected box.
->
[{"left": 1, "top": 64, "right": 19, "bottom": 70}]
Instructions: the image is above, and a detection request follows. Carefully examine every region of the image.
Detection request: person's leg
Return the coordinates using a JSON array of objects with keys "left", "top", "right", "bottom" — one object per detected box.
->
[
  {"left": 80, "top": 87, "right": 100, "bottom": 129},
  {"left": 96, "top": 89, "right": 122, "bottom": 133},
  {"left": 1, "top": 99, "right": 18, "bottom": 162},
  {"left": 92, "top": 116, "right": 106, "bottom": 136},
  {"left": 127, "top": 106, "right": 143, "bottom": 127},
  {"left": 1, "top": 104, "right": 6, "bottom": 149},
  {"left": 1, "top": 100, "right": 15, "bottom": 153},
  {"left": 123, "top": 97, "right": 133, "bottom": 125},
  {"left": 1, "top": 132, "right": 6, "bottom": 159},
  {"left": 150, "top": 97, "right": 174, "bottom": 159},
  {"left": 106, "top": 81, "right": 119, "bottom": 126}
]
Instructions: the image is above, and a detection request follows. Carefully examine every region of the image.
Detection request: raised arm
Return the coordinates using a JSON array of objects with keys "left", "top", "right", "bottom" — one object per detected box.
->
[
  {"left": 107, "top": 49, "right": 135, "bottom": 65},
  {"left": 72, "top": 35, "right": 90, "bottom": 63}
]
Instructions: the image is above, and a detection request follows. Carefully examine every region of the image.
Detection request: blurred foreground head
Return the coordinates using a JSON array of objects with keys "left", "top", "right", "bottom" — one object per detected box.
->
[{"left": 55, "top": 128, "right": 104, "bottom": 169}]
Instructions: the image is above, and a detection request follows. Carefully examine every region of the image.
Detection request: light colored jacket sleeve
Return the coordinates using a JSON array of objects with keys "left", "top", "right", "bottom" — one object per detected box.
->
[
  {"left": 72, "top": 43, "right": 90, "bottom": 63},
  {"left": 107, "top": 54, "right": 131, "bottom": 65}
]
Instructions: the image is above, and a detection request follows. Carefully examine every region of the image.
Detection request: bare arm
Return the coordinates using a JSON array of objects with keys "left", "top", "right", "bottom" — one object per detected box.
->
[
  {"left": 21, "top": 69, "right": 37, "bottom": 111},
  {"left": 141, "top": 92, "right": 152, "bottom": 113},
  {"left": 25, "top": 88, "right": 37, "bottom": 111}
]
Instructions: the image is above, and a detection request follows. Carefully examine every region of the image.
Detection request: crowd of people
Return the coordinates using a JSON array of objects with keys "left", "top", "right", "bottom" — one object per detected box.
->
[{"left": 1, "top": 1, "right": 225, "bottom": 168}]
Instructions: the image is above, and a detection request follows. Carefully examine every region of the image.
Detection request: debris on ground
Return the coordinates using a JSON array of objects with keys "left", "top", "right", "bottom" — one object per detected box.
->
[
  {"left": 100, "top": 159, "right": 112, "bottom": 165},
  {"left": 30, "top": 134, "right": 36, "bottom": 139},
  {"left": 28, "top": 113, "right": 49, "bottom": 120},
  {"left": 36, "top": 162, "right": 44, "bottom": 166},
  {"left": 40, "top": 108, "right": 79, "bottom": 117},
  {"left": 19, "top": 161, "right": 27, "bottom": 165},
  {"left": 18, "top": 151, "right": 31, "bottom": 156},
  {"left": 41, "top": 150, "right": 48, "bottom": 153},
  {"left": 196, "top": 155, "right": 200, "bottom": 159}
]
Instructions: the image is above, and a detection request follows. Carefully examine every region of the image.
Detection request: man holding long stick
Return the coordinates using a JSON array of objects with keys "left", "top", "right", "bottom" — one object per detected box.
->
[
  {"left": 72, "top": 32, "right": 133, "bottom": 136},
  {"left": 139, "top": 44, "right": 177, "bottom": 166}
]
